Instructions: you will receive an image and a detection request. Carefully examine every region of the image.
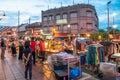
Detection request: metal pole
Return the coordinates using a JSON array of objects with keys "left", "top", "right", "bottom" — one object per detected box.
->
[
  {"left": 73, "top": 0, "right": 74, "bottom": 5},
  {"left": 61, "top": 2, "right": 62, "bottom": 7},
  {"left": 107, "top": 1, "right": 111, "bottom": 41},
  {"left": 29, "top": 17, "right": 31, "bottom": 27},
  {"left": 48, "top": 5, "right": 49, "bottom": 10},
  {"left": 113, "top": 16, "right": 114, "bottom": 35},
  {"left": 88, "top": 0, "right": 89, "bottom": 4},
  {"left": 18, "top": 11, "right": 20, "bottom": 26}
]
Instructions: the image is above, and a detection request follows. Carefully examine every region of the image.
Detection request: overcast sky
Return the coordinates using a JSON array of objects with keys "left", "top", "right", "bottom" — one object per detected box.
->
[{"left": 0, "top": 0, "right": 120, "bottom": 30}]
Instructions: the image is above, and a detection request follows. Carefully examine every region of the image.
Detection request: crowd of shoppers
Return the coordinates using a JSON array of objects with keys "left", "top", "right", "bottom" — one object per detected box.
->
[{"left": 0, "top": 36, "right": 46, "bottom": 80}]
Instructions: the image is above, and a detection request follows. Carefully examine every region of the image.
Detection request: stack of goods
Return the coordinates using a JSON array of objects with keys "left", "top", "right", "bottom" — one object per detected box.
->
[
  {"left": 50, "top": 52, "right": 75, "bottom": 70},
  {"left": 48, "top": 40, "right": 63, "bottom": 52}
]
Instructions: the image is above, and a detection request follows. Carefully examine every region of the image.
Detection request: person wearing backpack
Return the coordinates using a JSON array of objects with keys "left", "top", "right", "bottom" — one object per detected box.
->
[{"left": 1, "top": 38, "right": 6, "bottom": 59}]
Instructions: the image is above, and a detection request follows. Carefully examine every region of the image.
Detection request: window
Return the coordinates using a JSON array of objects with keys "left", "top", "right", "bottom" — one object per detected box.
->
[
  {"left": 57, "top": 25, "right": 61, "bottom": 31},
  {"left": 43, "top": 27, "right": 48, "bottom": 32},
  {"left": 86, "top": 11, "right": 92, "bottom": 17},
  {"left": 63, "top": 25, "right": 67, "bottom": 31},
  {"left": 71, "top": 24, "right": 78, "bottom": 29},
  {"left": 86, "top": 23, "right": 92, "bottom": 29},
  {"left": 49, "top": 15, "right": 54, "bottom": 21},
  {"left": 50, "top": 27, "right": 53, "bottom": 32},
  {"left": 70, "top": 12, "right": 77, "bottom": 18},
  {"left": 63, "top": 14, "right": 67, "bottom": 19},
  {"left": 56, "top": 14, "right": 60, "bottom": 20},
  {"left": 49, "top": 15, "right": 52, "bottom": 20},
  {"left": 43, "top": 16, "right": 47, "bottom": 21},
  {"left": 71, "top": 24, "right": 78, "bottom": 33}
]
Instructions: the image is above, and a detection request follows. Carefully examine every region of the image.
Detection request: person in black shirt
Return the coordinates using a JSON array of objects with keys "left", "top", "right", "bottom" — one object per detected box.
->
[
  {"left": 18, "top": 41, "right": 24, "bottom": 60},
  {"left": 1, "top": 38, "right": 6, "bottom": 59},
  {"left": 23, "top": 43, "right": 32, "bottom": 80}
]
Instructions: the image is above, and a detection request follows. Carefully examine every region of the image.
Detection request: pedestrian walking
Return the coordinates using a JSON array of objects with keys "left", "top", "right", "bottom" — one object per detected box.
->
[
  {"left": 23, "top": 42, "right": 32, "bottom": 80},
  {"left": 11, "top": 40, "right": 17, "bottom": 57},
  {"left": 18, "top": 40, "right": 24, "bottom": 60},
  {"left": 0, "top": 38, "right": 6, "bottom": 59},
  {"left": 30, "top": 37, "right": 36, "bottom": 65}
]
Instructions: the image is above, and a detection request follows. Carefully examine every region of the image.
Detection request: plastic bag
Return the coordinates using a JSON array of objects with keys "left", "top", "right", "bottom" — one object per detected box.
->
[{"left": 70, "top": 67, "right": 82, "bottom": 79}]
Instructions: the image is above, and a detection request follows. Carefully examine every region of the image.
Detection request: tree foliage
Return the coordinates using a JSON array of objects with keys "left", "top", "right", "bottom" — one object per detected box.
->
[
  {"left": 91, "top": 29, "right": 107, "bottom": 41},
  {"left": 91, "top": 28, "right": 120, "bottom": 41}
]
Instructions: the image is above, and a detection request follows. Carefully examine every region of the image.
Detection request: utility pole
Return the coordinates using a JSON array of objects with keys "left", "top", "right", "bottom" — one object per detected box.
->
[
  {"left": 48, "top": 5, "right": 49, "bottom": 10},
  {"left": 107, "top": 1, "right": 111, "bottom": 41},
  {"left": 61, "top": 2, "right": 62, "bottom": 7},
  {"left": 88, "top": 0, "right": 89, "bottom": 4},
  {"left": 73, "top": 0, "right": 74, "bottom": 5},
  {"left": 29, "top": 17, "right": 31, "bottom": 27},
  {"left": 18, "top": 10, "right": 20, "bottom": 26}
]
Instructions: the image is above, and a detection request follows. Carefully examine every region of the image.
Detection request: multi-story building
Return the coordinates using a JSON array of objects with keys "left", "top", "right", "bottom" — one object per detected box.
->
[{"left": 42, "top": 4, "right": 98, "bottom": 35}]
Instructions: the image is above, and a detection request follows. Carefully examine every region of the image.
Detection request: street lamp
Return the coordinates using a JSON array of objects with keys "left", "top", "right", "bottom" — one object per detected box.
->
[
  {"left": 0, "top": 10, "right": 7, "bottom": 20},
  {"left": 67, "top": 24, "right": 71, "bottom": 33}
]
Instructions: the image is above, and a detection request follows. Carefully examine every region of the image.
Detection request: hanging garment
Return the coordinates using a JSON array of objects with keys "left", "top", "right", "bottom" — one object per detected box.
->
[{"left": 86, "top": 45, "right": 104, "bottom": 66}]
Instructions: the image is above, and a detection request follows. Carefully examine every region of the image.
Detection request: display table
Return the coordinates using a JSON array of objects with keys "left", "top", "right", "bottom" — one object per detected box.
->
[
  {"left": 111, "top": 53, "right": 120, "bottom": 79},
  {"left": 47, "top": 52, "right": 82, "bottom": 80},
  {"left": 112, "top": 53, "right": 120, "bottom": 58}
]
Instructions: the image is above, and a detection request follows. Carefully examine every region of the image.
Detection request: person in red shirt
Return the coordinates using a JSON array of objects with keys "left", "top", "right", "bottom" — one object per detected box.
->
[
  {"left": 30, "top": 37, "right": 36, "bottom": 65},
  {"left": 39, "top": 39, "right": 46, "bottom": 63}
]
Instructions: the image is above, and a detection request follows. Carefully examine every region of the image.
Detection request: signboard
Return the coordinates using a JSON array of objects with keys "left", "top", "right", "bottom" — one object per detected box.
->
[{"left": 56, "top": 19, "right": 67, "bottom": 25}]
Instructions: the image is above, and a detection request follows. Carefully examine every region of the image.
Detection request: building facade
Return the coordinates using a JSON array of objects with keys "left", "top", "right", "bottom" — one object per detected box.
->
[
  {"left": 25, "top": 22, "right": 42, "bottom": 36},
  {"left": 0, "top": 26, "right": 18, "bottom": 38},
  {"left": 42, "top": 4, "right": 98, "bottom": 35},
  {"left": 18, "top": 23, "right": 28, "bottom": 37}
]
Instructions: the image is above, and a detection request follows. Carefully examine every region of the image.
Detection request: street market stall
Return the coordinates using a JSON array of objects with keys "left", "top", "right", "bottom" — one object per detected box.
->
[{"left": 47, "top": 52, "right": 82, "bottom": 80}]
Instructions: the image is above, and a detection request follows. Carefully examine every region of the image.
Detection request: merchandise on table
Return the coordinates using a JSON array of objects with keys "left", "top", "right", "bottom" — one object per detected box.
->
[
  {"left": 47, "top": 52, "right": 82, "bottom": 80},
  {"left": 46, "top": 39, "right": 63, "bottom": 53}
]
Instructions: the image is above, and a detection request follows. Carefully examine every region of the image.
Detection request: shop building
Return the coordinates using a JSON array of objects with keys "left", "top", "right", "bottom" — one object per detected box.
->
[
  {"left": 25, "top": 22, "right": 42, "bottom": 36},
  {"left": 0, "top": 26, "right": 18, "bottom": 38},
  {"left": 41, "top": 4, "right": 98, "bottom": 35},
  {"left": 18, "top": 23, "right": 28, "bottom": 37}
]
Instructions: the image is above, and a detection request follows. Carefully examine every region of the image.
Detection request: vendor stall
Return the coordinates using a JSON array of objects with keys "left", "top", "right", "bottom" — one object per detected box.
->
[{"left": 47, "top": 52, "right": 82, "bottom": 80}]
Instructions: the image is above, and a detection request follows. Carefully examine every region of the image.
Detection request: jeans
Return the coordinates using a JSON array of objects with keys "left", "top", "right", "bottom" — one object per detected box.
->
[
  {"left": 1, "top": 47, "right": 6, "bottom": 59},
  {"left": 40, "top": 51, "right": 45, "bottom": 62},
  {"left": 25, "top": 63, "right": 32, "bottom": 80},
  {"left": 32, "top": 51, "right": 36, "bottom": 64}
]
